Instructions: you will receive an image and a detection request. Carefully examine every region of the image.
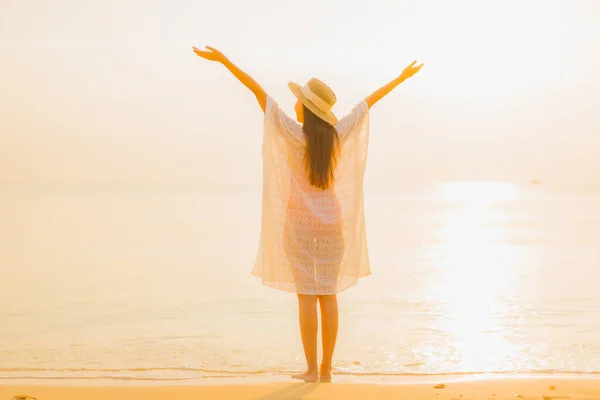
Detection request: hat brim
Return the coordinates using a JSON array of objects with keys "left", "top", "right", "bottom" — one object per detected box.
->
[{"left": 288, "top": 82, "right": 338, "bottom": 125}]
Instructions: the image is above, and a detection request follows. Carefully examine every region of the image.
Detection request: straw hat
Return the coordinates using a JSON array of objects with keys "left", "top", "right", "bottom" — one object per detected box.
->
[{"left": 288, "top": 78, "right": 338, "bottom": 125}]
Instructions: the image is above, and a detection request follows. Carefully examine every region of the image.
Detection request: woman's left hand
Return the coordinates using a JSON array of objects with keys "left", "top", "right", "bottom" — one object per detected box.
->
[
  {"left": 399, "top": 60, "right": 424, "bottom": 81},
  {"left": 193, "top": 45, "right": 228, "bottom": 63}
]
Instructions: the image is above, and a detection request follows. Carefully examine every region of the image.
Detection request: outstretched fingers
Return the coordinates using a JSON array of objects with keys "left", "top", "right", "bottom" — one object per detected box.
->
[{"left": 408, "top": 61, "right": 424, "bottom": 75}]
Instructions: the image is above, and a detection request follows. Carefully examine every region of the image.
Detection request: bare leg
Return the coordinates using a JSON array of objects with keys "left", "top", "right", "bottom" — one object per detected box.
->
[
  {"left": 318, "top": 294, "right": 338, "bottom": 382},
  {"left": 292, "top": 294, "right": 319, "bottom": 382}
]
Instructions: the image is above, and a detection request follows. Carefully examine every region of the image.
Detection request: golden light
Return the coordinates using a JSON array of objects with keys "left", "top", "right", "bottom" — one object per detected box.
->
[
  {"left": 422, "top": 181, "right": 523, "bottom": 372},
  {"left": 439, "top": 182, "right": 519, "bottom": 204}
]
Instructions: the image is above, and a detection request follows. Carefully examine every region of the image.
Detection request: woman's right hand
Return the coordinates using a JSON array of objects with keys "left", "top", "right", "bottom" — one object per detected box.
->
[
  {"left": 193, "top": 45, "right": 228, "bottom": 63},
  {"left": 193, "top": 45, "right": 267, "bottom": 112}
]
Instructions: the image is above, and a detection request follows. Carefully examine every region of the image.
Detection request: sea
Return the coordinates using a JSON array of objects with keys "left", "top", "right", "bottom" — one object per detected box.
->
[{"left": 1, "top": 182, "right": 599, "bottom": 381}]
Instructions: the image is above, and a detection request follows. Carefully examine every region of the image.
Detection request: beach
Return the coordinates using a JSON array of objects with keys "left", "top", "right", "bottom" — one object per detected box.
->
[
  {"left": 2, "top": 376, "right": 600, "bottom": 400},
  {"left": 3, "top": 0, "right": 600, "bottom": 397}
]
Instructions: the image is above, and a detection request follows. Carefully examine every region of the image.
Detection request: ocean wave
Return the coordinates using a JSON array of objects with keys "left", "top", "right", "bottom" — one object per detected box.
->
[{"left": 1, "top": 367, "right": 599, "bottom": 381}]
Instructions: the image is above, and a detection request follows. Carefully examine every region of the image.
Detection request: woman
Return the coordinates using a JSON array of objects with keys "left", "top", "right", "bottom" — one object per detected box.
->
[{"left": 193, "top": 45, "right": 422, "bottom": 382}]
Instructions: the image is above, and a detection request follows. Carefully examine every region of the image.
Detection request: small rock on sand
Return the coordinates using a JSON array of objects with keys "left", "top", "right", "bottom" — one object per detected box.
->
[{"left": 433, "top": 384, "right": 446, "bottom": 389}]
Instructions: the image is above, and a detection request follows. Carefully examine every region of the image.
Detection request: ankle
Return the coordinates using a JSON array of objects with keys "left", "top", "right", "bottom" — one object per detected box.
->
[{"left": 320, "top": 363, "right": 332, "bottom": 371}]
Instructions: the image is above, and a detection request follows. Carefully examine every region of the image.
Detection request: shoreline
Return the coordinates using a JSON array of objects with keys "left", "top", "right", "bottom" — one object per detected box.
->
[{"left": 1, "top": 372, "right": 599, "bottom": 386}]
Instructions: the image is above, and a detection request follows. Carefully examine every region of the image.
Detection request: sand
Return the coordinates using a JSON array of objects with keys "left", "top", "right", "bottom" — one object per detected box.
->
[{"left": 2, "top": 376, "right": 599, "bottom": 400}]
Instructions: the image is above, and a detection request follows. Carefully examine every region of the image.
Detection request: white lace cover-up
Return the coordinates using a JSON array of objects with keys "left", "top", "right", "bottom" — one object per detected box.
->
[{"left": 252, "top": 96, "right": 371, "bottom": 294}]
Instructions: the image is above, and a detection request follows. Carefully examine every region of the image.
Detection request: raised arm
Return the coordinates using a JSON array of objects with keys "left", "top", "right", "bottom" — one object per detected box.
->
[
  {"left": 364, "top": 61, "right": 423, "bottom": 109},
  {"left": 193, "top": 45, "right": 267, "bottom": 113}
]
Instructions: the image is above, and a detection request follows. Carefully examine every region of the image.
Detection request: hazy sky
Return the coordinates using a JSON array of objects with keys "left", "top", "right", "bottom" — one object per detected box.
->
[{"left": 1, "top": 0, "right": 599, "bottom": 188}]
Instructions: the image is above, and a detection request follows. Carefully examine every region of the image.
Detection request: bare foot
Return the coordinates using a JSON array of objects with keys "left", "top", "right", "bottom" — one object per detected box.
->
[
  {"left": 319, "top": 365, "right": 332, "bottom": 383},
  {"left": 291, "top": 370, "right": 318, "bottom": 382}
]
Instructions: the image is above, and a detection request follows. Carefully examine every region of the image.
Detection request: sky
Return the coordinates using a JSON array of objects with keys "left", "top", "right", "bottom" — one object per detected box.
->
[{"left": 1, "top": 0, "right": 599, "bottom": 188}]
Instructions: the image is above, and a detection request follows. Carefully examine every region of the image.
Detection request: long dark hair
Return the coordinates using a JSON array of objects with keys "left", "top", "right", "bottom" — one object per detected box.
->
[{"left": 302, "top": 106, "right": 340, "bottom": 190}]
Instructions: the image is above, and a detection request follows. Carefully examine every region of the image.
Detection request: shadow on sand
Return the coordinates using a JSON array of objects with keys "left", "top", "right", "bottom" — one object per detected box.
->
[{"left": 253, "top": 382, "right": 321, "bottom": 400}]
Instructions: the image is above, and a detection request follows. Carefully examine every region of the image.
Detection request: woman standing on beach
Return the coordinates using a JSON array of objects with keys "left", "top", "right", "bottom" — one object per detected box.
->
[{"left": 193, "top": 45, "right": 422, "bottom": 382}]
